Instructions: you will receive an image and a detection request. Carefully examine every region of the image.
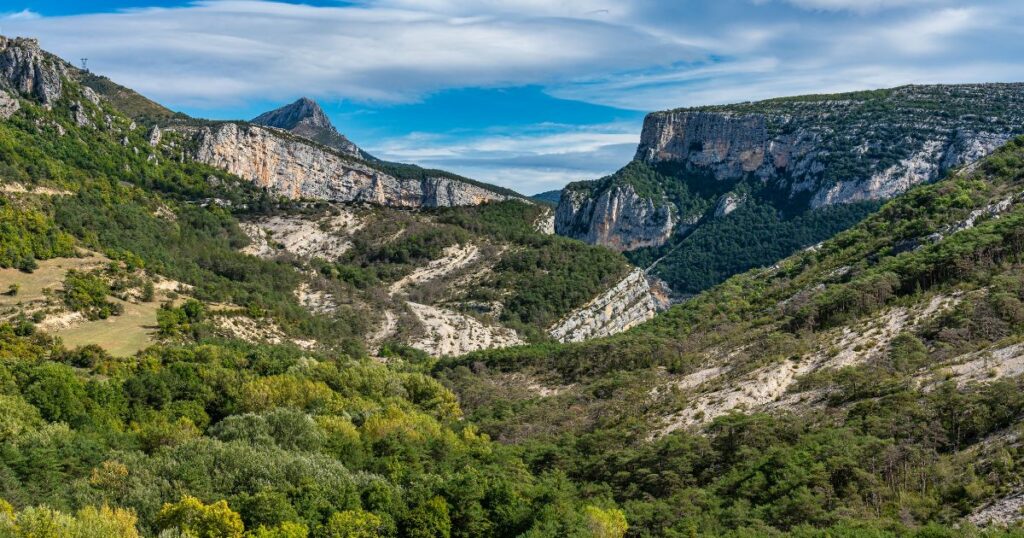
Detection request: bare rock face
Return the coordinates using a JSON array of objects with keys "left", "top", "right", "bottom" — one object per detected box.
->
[
  {"left": 251, "top": 97, "right": 364, "bottom": 159},
  {"left": 0, "top": 90, "right": 19, "bottom": 119},
  {"left": 0, "top": 36, "right": 65, "bottom": 106},
  {"left": 557, "top": 84, "right": 1024, "bottom": 254},
  {"left": 181, "top": 122, "right": 513, "bottom": 208},
  {"left": 635, "top": 84, "right": 1024, "bottom": 209},
  {"left": 549, "top": 268, "right": 663, "bottom": 343},
  {"left": 713, "top": 192, "right": 745, "bottom": 217},
  {"left": 555, "top": 183, "right": 674, "bottom": 252}
]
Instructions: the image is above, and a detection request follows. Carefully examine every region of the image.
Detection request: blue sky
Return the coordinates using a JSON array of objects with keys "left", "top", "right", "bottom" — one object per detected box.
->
[{"left": 3, "top": 1, "right": 1023, "bottom": 194}]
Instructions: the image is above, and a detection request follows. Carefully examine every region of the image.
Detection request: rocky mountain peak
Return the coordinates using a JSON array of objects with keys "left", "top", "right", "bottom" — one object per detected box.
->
[
  {"left": 251, "top": 97, "right": 363, "bottom": 158},
  {"left": 0, "top": 35, "right": 67, "bottom": 106},
  {"left": 253, "top": 97, "right": 329, "bottom": 130}
]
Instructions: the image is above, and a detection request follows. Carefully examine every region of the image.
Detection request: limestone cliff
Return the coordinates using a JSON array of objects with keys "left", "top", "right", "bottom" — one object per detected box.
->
[
  {"left": 634, "top": 84, "right": 1024, "bottom": 209},
  {"left": 549, "top": 268, "right": 664, "bottom": 343},
  {"left": 178, "top": 122, "right": 516, "bottom": 208},
  {"left": 560, "top": 85, "right": 1024, "bottom": 252},
  {"left": 0, "top": 36, "right": 65, "bottom": 106},
  {"left": 555, "top": 183, "right": 674, "bottom": 252}
]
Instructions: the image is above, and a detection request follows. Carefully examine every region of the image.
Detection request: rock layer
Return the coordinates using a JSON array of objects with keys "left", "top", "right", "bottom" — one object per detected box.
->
[
  {"left": 180, "top": 122, "right": 515, "bottom": 208},
  {"left": 549, "top": 268, "right": 663, "bottom": 343},
  {"left": 635, "top": 84, "right": 1024, "bottom": 208}
]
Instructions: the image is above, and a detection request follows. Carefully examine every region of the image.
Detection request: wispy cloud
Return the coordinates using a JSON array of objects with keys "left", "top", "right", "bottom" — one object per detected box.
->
[
  {"left": 374, "top": 122, "right": 640, "bottom": 194},
  {"left": 1, "top": 1, "right": 701, "bottom": 107}
]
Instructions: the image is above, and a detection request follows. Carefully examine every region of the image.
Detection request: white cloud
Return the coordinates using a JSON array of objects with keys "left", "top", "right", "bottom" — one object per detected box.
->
[
  {"left": 762, "top": 0, "right": 944, "bottom": 13},
  {"left": 1, "top": 0, "right": 700, "bottom": 107},
  {"left": 373, "top": 122, "right": 641, "bottom": 193}
]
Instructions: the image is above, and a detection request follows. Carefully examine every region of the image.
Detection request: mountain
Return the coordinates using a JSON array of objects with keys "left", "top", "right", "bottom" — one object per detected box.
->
[
  {"left": 251, "top": 96, "right": 366, "bottom": 159},
  {"left": 557, "top": 84, "right": 1024, "bottom": 297},
  {"left": 0, "top": 34, "right": 671, "bottom": 535},
  {"left": 8, "top": 31, "right": 1024, "bottom": 538},
  {"left": 0, "top": 34, "right": 664, "bottom": 358},
  {"left": 443, "top": 134, "right": 1024, "bottom": 536},
  {"left": 175, "top": 120, "right": 522, "bottom": 208}
]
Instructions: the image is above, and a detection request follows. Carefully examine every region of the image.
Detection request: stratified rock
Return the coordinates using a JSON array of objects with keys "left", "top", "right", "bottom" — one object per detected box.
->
[
  {"left": 635, "top": 84, "right": 1024, "bottom": 209},
  {"left": 179, "top": 122, "right": 514, "bottom": 208},
  {"left": 559, "top": 84, "right": 1024, "bottom": 251},
  {"left": 549, "top": 268, "right": 665, "bottom": 342}
]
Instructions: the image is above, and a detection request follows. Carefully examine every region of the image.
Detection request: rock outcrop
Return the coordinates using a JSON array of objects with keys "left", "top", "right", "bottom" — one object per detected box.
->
[
  {"left": 252, "top": 97, "right": 364, "bottom": 159},
  {"left": 0, "top": 90, "right": 19, "bottom": 119},
  {"left": 634, "top": 84, "right": 1024, "bottom": 209},
  {"left": 549, "top": 268, "right": 663, "bottom": 343},
  {"left": 178, "top": 122, "right": 515, "bottom": 208},
  {"left": 555, "top": 183, "right": 674, "bottom": 252},
  {"left": 0, "top": 36, "right": 65, "bottom": 106},
  {"left": 557, "top": 84, "right": 1024, "bottom": 253}
]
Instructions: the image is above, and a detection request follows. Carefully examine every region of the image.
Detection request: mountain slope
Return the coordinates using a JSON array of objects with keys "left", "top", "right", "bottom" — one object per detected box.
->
[
  {"left": 557, "top": 84, "right": 1024, "bottom": 297},
  {"left": 441, "top": 134, "right": 1024, "bottom": 535},
  {"left": 251, "top": 96, "right": 366, "bottom": 159},
  {"left": 0, "top": 36, "right": 653, "bottom": 535},
  {"left": 0, "top": 34, "right": 658, "bottom": 357}
]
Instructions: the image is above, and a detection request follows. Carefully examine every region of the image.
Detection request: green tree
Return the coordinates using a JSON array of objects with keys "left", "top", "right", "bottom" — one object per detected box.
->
[
  {"left": 322, "top": 509, "right": 384, "bottom": 538},
  {"left": 156, "top": 496, "right": 245, "bottom": 538}
]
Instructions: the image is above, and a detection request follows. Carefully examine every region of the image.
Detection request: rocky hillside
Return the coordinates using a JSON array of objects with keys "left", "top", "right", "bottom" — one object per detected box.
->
[
  {"left": 174, "top": 120, "right": 519, "bottom": 208},
  {"left": 0, "top": 36, "right": 521, "bottom": 211},
  {"left": 251, "top": 96, "right": 366, "bottom": 159},
  {"left": 443, "top": 135, "right": 1024, "bottom": 535},
  {"left": 0, "top": 34, "right": 660, "bottom": 359},
  {"left": 558, "top": 84, "right": 1024, "bottom": 297}
]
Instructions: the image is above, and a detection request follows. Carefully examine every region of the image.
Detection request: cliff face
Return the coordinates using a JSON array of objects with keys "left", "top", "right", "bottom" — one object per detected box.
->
[
  {"left": 549, "top": 268, "right": 665, "bottom": 343},
  {"left": 559, "top": 85, "right": 1024, "bottom": 252},
  {"left": 634, "top": 84, "right": 1024, "bottom": 209},
  {"left": 555, "top": 183, "right": 674, "bottom": 252},
  {"left": 0, "top": 36, "right": 65, "bottom": 106},
  {"left": 182, "top": 122, "right": 514, "bottom": 208}
]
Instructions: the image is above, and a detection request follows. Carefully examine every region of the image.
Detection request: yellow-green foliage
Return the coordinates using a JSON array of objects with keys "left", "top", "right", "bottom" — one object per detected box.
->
[
  {"left": 0, "top": 502, "right": 140, "bottom": 538},
  {"left": 156, "top": 495, "right": 244, "bottom": 538},
  {"left": 246, "top": 521, "right": 309, "bottom": 538},
  {"left": 0, "top": 203, "right": 75, "bottom": 271},
  {"left": 323, "top": 509, "right": 384, "bottom": 538},
  {"left": 583, "top": 506, "right": 628, "bottom": 538}
]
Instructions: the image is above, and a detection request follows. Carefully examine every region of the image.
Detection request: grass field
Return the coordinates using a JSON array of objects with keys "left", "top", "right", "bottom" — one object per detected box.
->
[
  {"left": 0, "top": 255, "right": 168, "bottom": 357},
  {"left": 0, "top": 255, "right": 107, "bottom": 310},
  {"left": 57, "top": 297, "right": 160, "bottom": 357}
]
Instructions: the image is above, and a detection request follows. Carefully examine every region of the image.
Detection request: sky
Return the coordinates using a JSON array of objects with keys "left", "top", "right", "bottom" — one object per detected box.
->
[{"left": 2, "top": 1, "right": 1023, "bottom": 194}]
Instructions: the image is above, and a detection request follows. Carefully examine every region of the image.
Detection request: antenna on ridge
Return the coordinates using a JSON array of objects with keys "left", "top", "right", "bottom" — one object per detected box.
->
[{"left": 80, "top": 58, "right": 89, "bottom": 72}]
